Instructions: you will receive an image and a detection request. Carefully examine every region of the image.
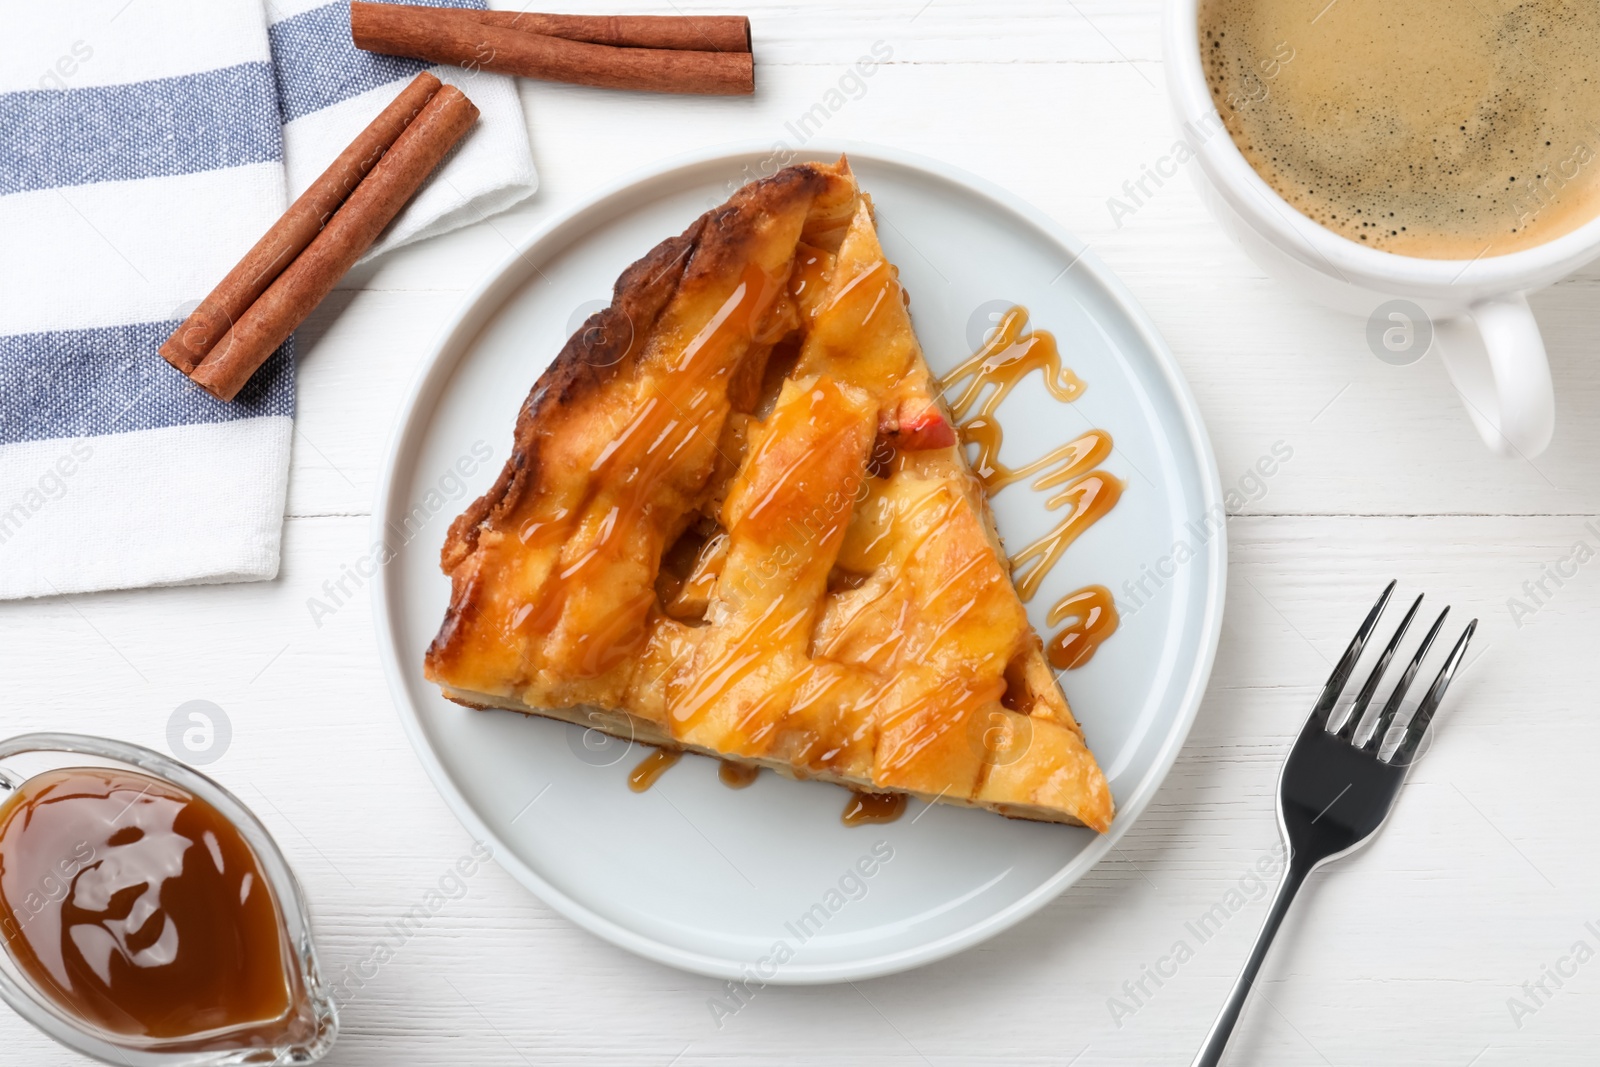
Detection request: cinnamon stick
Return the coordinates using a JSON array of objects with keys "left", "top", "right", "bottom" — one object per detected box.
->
[
  {"left": 349, "top": 3, "right": 754, "bottom": 96},
  {"left": 478, "top": 11, "right": 751, "bottom": 53},
  {"left": 189, "top": 85, "right": 479, "bottom": 402},
  {"left": 160, "top": 72, "right": 443, "bottom": 375}
]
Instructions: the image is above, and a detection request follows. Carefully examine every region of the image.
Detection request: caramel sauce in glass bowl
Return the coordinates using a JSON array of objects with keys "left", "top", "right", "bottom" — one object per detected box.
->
[
  {"left": 0, "top": 768, "right": 292, "bottom": 1042},
  {"left": 0, "top": 734, "right": 336, "bottom": 1065}
]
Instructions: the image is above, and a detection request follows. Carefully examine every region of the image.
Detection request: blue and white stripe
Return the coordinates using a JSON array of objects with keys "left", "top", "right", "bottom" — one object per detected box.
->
[{"left": 0, "top": 0, "right": 534, "bottom": 599}]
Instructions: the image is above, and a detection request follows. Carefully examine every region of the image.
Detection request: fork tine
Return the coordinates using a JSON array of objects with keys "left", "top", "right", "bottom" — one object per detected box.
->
[
  {"left": 1334, "top": 593, "right": 1422, "bottom": 740},
  {"left": 1310, "top": 580, "right": 1395, "bottom": 727},
  {"left": 1359, "top": 606, "right": 1449, "bottom": 751},
  {"left": 1390, "top": 620, "right": 1477, "bottom": 764}
]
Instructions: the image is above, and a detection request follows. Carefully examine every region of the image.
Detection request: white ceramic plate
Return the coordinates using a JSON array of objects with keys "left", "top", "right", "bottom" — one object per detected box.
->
[{"left": 372, "top": 142, "right": 1225, "bottom": 983}]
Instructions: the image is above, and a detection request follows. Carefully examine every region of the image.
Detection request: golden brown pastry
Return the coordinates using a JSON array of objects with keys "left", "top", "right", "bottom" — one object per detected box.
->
[{"left": 425, "top": 158, "right": 1113, "bottom": 831}]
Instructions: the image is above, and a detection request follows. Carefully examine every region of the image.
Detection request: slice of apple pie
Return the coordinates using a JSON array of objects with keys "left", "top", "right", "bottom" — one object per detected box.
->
[{"left": 424, "top": 158, "right": 1114, "bottom": 831}]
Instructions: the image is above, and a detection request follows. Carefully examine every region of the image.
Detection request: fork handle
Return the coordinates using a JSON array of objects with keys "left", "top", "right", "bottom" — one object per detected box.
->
[{"left": 1190, "top": 855, "right": 1313, "bottom": 1067}]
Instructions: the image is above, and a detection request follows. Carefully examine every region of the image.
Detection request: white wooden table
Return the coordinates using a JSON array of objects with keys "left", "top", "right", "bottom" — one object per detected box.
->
[{"left": 7, "top": 2, "right": 1600, "bottom": 1063}]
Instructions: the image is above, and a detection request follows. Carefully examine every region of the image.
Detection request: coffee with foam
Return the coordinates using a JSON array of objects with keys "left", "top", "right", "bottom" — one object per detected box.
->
[{"left": 1199, "top": 0, "right": 1600, "bottom": 259}]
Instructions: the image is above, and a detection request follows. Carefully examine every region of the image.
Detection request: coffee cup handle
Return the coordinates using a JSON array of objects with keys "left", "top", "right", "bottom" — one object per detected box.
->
[{"left": 1433, "top": 293, "right": 1554, "bottom": 457}]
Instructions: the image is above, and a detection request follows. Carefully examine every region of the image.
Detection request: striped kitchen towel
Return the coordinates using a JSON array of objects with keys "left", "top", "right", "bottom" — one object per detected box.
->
[{"left": 0, "top": 0, "right": 536, "bottom": 600}]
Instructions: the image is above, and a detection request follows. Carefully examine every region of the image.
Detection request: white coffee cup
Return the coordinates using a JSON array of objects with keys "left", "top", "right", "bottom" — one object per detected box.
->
[{"left": 1162, "top": 0, "right": 1600, "bottom": 457}]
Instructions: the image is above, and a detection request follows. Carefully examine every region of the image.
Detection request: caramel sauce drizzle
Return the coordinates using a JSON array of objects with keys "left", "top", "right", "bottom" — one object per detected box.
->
[
  {"left": 938, "top": 305, "right": 1122, "bottom": 665},
  {"left": 1009, "top": 473, "right": 1124, "bottom": 603},
  {"left": 957, "top": 419, "right": 1111, "bottom": 494},
  {"left": 627, "top": 748, "right": 681, "bottom": 792},
  {"left": 630, "top": 753, "right": 763, "bottom": 792},
  {"left": 841, "top": 790, "right": 907, "bottom": 826},
  {"left": 1046, "top": 584, "right": 1120, "bottom": 670},
  {"left": 718, "top": 762, "right": 760, "bottom": 788},
  {"left": 942, "top": 306, "right": 1085, "bottom": 420}
]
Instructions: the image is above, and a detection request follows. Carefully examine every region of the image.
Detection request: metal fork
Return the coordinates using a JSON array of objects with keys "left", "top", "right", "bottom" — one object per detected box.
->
[{"left": 1191, "top": 581, "right": 1477, "bottom": 1067}]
